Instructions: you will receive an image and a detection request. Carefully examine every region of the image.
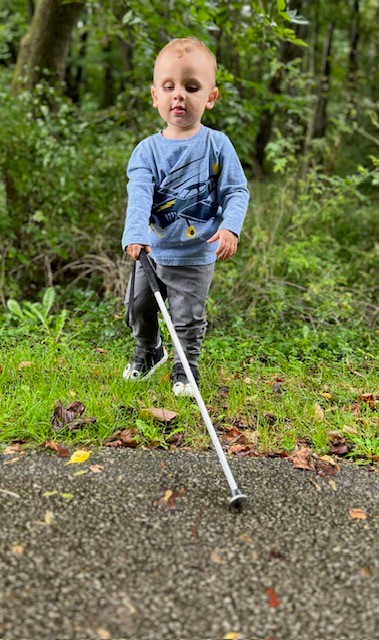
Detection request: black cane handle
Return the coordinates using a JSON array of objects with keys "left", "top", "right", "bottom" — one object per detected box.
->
[{"left": 138, "top": 249, "right": 160, "bottom": 294}]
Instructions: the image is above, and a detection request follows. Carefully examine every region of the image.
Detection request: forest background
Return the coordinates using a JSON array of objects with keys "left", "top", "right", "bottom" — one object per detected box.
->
[{"left": 0, "top": 0, "right": 378, "bottom": 459}]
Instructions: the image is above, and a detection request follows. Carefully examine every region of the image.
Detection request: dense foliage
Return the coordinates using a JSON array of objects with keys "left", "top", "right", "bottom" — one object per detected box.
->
[{"left": 0, "top": 0, "right": 378, "bottom": 336}]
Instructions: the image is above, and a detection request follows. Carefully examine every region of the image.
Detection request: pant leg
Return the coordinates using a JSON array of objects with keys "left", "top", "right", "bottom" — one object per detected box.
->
[
  {"left": 125, "top": 260, "right": 163, "bottom": 350},
  {"left": 156, "top": 263, "right": 215, "bottom": 368}
]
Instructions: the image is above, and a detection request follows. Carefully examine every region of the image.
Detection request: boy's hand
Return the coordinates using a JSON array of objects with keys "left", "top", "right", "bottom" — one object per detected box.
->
[
  {"left": 207, "top": 229, "right": 238, "bottom": 260},
  {"left": 126, "top": 244, "right": 151, "bottom": 260}
]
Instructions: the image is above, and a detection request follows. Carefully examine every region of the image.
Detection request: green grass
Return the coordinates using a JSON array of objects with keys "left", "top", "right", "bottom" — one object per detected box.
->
[{"left": 0, "top": 308, "right": 378, "bottom": 464}]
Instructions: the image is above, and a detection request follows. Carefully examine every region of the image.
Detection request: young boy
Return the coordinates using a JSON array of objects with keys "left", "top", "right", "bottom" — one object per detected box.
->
[{"left": 122, "top": 36, "right": 249, "bottom": 396}]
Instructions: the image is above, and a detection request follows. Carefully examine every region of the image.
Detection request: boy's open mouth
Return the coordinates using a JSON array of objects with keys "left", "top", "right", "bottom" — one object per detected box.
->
[{"left": 172, "top": 106, "right": 186, "bottom": 114}]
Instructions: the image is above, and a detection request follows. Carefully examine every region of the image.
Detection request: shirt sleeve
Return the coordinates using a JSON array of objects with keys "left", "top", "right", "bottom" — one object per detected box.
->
[
  {"left": 217, "top": 135, "right": 250, "bottom": 238},
  {"left": 121, "top": 142, "right": 155, "bottom": 250}
]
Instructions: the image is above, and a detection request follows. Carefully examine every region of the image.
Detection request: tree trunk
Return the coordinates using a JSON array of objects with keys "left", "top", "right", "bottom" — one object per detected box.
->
[
  {"left": 255, "top": 0, "right": 307, "bottom": 170},
  {"left": 12, "top": 0, "right": 85, "bottom": 93}
]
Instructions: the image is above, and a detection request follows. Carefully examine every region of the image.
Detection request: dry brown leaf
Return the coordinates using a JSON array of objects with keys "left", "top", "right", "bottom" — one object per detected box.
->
[
  {"left": 349, "top": 508, "right": 367, "bottom": 520},
  {"left": 51, "top": 402, "right": 96, "bottom": 431},
  {"left": 89, "top": 465, "right": 104, "bottom": 474},
  {"left": 3, "top": 456, "right": 21, "bottom": 465},
  {"left": 358, "top": 393, "right": 377, "bottom": 410},
  {"left": 314, "top": 402, "right": 324, "bottom": 422},
  {"left": 289, "top": 447, "right": 315, "bottom": 471},
  {"left": 309, "top": 477, "right": 321, "bottom": 491},
  {"left": 44, "top": 440, "right": 70, "bottom": 457},
  {"left": 3, "top": 444, "right": 22, "bottom": 455},
  {"left": 142, "top": 407, "right": 177, "bottom": 423}
]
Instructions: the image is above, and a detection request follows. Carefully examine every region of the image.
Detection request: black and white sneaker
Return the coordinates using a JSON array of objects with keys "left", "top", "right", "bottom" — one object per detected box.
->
[
  {"left": 172, "top": 363, "right": 199, "bottom": 397},
  {"left": 123, "top": 343, "right": 168, "bottom": 381}
]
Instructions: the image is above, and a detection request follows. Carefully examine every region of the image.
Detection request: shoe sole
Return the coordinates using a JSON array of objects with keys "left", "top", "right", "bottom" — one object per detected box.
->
[{"left": 123, "top": 347, "right": 168, "bottom": 381}]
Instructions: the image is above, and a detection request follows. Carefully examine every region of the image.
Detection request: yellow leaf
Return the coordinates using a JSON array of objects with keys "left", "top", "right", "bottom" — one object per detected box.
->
[
  {"left": 73, "top": 469, "right": 88, "bottom": 476},
  {"left": 329, "top": 480, "right": 337, "bottom": 491},
  {"left": 223, "top": 633, "right": 241, "bottom": 640},
  {"left": 66, "top": 450, "right": 91, "bottom": 465},
  {"left": 163, "top": 489, "right": 173, "bottom": 503},
  {"left": 44, "top": 511, "right": 54, "bottom": 525},
  {"left": 60, "top": 493, "right": 74, "bottom": 500},
  {"left": 42, "top": 491, "right": 58, "bottom": 498}
]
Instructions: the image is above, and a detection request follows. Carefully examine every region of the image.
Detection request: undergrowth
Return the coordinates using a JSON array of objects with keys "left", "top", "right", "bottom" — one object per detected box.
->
[{"left": 0, "top": 295, "right": 377, "bottom": 465}]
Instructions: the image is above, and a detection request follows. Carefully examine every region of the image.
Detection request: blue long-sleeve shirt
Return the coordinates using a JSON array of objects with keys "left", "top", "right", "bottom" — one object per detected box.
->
[{"left": 122, "top": 125, "right": 249, "bottom": 266}]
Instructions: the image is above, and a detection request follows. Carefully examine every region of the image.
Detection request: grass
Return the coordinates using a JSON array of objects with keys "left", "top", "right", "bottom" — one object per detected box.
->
[{"left": 0, "top": 304, "right": 378, "bottom": 465}]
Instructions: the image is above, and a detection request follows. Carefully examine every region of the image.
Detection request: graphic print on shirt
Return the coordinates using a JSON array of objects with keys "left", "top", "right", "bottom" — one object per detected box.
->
[{"left": 149, "top": 152, "right": 220, "bottom": 238}]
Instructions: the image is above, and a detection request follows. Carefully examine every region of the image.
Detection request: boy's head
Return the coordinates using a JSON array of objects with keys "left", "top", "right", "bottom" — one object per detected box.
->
[{"left": 151, "top": 36, "right": 219, "bottom": 138}]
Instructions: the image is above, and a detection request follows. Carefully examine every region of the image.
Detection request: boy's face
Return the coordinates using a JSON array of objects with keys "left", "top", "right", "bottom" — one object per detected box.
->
[{"left": 151, "top": 46, "right": 218, "bottom": 138}]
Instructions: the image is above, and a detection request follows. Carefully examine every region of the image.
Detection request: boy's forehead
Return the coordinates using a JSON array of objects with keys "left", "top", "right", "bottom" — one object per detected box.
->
[{"left": 154, "top": 47, "right": 216, "bottom": 81}]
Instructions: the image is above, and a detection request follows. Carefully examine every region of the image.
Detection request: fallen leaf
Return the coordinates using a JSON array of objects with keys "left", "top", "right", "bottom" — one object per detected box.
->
[
  {"left": 349, "top": 508, "right": 367, "bottom": 520},
  {"left": 142, "top": 407, "right": 177, "bottom": 423},
  {"left": 18, "top": 361, "right": 33, "bottom": 369},
  {"left": 0, "top": 488, "right": 20, "bottom": 498},
  {"left": 42, "top": 491, "right": 58, "bottom": 498},
  {"left": 158, "top": 487, "right": 185, "bottom": 510},
  {"left": 3, "top": 456, "right": 21, "bottom": 465},
  {"left": 95, "top": 347, "right": 107, "bottom": 354},
  {"left": 104, "top": 428, "right": 139, "bottom": 448},
  {"left": 66, "top": 450, "right": 91, "bottom": 465},
  {"left": 73, "top": 469, "right": 88, "bottom": 476},
  {"left": 289, "top": 447, "right": 315, "bottom": 471},
  {"left": 210, "top": 548, "right": 222, "bottom": 564},
  {"left": 3, "top": 444, "right": 22, "bottom": 455},
  {"left": 329, "top": 480, "right": 337, "bottom": 491},
  {"left": 358, "top": 393, "right": 377, "bottom": 410},
  {"left": 322, "top": 392, "right": 333, "bottom": 399},
  {"left": 239, "top": 534, "right": 253, "bottom": 543},
  {"left": 330, "top": 444, "right": 349, "bottom": 455},
  {"left": 89, "top": 465, "right": 104, "bottom": 474},
  {"left": 11, "top": 545, "right": 24, "bottom": 555},
  {"left": 60, "top": 493, "right": 74, "bottom": 500},
  {"left": 162, "top": 489, "right": 173, "bottom": 502},
  {"left": 319, "top": 455, "right": 339, "bottom": 467},
  {"left": 309, "top": 477, "right": 321, "bottom": 491},
  {"left": 314, "top": 402, "right": 324, "bottom": 422},
  {"left": 44, "top": 511, "right": 54, "bottom": 525},
  {"left": 266, "top": 587, "right": 280, "bottom": 608},
  {"left": 51, "top": 402, "right": 96, "bottom": 431},
  {"left": 223, "top": 633, "right": 241, "bottom": 640},
  {"left": 44, "top": 440, "right": 70, "bottom": 457},
  {"left": 96, "top": 629, "right": 111, "bottom": 640}
]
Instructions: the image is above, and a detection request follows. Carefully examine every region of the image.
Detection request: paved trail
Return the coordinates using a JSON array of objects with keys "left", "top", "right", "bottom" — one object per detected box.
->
[{"left": 1, "top": 449, "right": 378, "bottom": 640}]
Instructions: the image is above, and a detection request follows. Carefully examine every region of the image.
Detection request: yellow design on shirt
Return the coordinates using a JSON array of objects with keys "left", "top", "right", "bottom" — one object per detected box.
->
[
  {"left": 186, "top": 225, "right": 197, "bottom": 238},
  {"left": 158, "top": 199, "right": 176, "bottom": 211}
]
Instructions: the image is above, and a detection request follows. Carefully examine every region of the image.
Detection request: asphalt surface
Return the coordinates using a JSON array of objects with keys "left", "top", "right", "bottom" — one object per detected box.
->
[{"left": 1, "top": 449, "right": 378, "bottom": 640}]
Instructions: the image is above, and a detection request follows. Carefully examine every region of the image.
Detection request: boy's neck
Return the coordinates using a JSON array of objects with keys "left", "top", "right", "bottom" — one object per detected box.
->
[{"left": 162, "top": 123, "right": 202, "bottom": 140}]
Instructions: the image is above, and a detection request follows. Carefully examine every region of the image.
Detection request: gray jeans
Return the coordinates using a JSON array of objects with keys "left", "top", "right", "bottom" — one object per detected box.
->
[{"left": 126, "top": 260, "right": 215, "bottom": 368}]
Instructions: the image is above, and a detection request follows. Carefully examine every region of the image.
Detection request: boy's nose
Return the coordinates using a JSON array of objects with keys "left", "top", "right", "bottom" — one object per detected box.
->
[{"left": 173, "top": 85, "right": 185, "bottom": 100}]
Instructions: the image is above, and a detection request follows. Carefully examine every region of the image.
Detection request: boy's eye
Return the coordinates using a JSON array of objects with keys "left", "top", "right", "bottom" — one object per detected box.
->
[
  {"left": 163, "top": 84, "right": 174, "bottom": 91},
  {"left": 186, "top": 85, "right": 199, "bottom": 93}
]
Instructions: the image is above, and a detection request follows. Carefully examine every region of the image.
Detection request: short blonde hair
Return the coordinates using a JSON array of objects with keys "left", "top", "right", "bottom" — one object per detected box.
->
[{"left": 154, "top": 36, "right": 217, "bottom": 79}]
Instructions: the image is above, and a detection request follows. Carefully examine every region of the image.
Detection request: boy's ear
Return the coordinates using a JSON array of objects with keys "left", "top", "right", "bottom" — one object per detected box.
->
[
  {"left": 151, "top": 85, "right": 158, "bottom": 107},
  {"left": 206, "top": 86, "right": 219, "bottom": 110}
]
